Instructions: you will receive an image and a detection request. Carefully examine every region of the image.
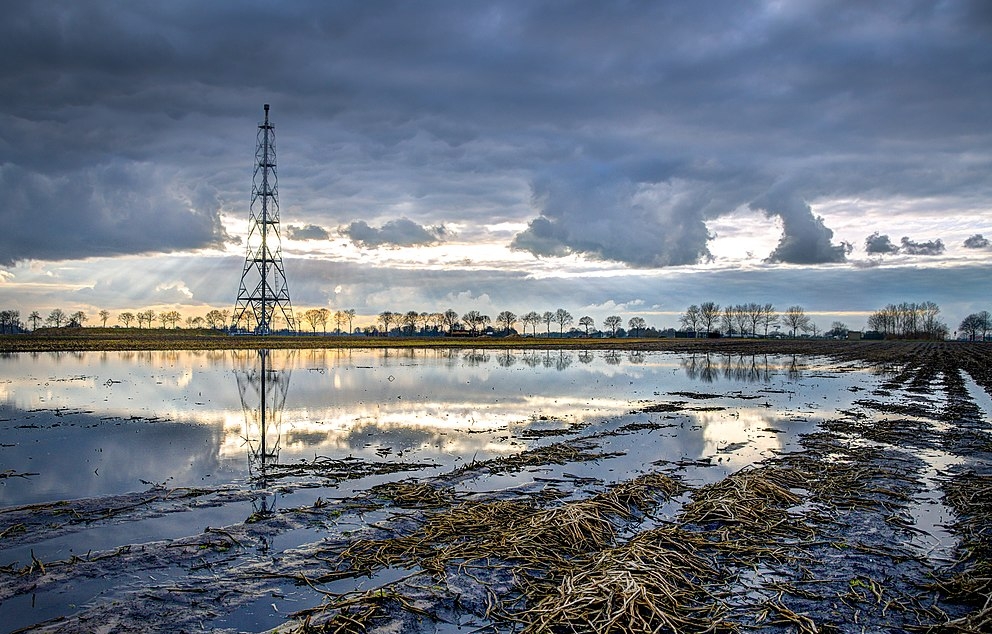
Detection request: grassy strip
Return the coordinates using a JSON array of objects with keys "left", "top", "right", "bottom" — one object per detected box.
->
[{"left": 1, "top": 328, "right": 976, "bottom": 355}]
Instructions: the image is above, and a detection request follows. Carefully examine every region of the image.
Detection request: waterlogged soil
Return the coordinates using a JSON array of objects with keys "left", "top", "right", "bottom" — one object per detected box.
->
[{"left": 0, "top": 342, "right": 990, "bottom": 633}]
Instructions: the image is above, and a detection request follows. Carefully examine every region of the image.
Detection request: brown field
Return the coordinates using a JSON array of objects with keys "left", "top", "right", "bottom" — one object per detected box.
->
[{"left": 0, "top": 327, "right": 984, "bottom": 357}]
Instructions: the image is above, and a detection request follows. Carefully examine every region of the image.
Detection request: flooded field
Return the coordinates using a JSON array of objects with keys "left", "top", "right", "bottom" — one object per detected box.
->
[{"left": 1, "top": 344, "right": 990, "bottom": 632}]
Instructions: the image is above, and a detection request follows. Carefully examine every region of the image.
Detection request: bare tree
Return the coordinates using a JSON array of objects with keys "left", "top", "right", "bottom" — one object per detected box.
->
[
  {"left": 317, "top": 308, "right": 330, "bottom": 334},
  {"left": 163, "top": 310, "right": 182, "bottom": 328},
  {"left": 478, "top": 313, "right": 492, "bottom": 333},
  {"left": 759, "top": 304, "right": 779, "bottom": 336},
  {"left": 960, "top": 314, "right": 980, "bottom": 340},
  {"left": 520, "top": 311, "right": 541, "bottom": 336},
  {"left": 118, "top": 311, "right": 135, "bottom": 328},
  {"left": 496, "top": 310, "right": 517, "bottom": 334},
  {"left": 720, "top": 306, "right": 735, "bottom": 337},
  {"left": 680, "top": 305, "right": 701, "bottom": 337},
  {"left": 462, "top": 310, "right": 482, "bottom": 334},
  {"left": 959, "top": 311, "right": 990, "bottom": 341},
  {"left": 733, "top": 304, "right": 749, "bottom": 338},
  {"left": 700, "top": 302, "right": 720, "bottom": 335},
  {"left": 578, "top": 315, "right": 595, "bottom": 336},
  {"left": 46, "top": 308, "right": 67, "bottom": 328},
  {"left": 303, "top": 309, "right": 321, "bottom": 333},
  {"left": 542, "top": 311, "right": 555, "bottom": 337},
  {"left": 554, "top": 308, "right": 573, "bottom": 336},
  {"left": 0, "top": 310, "right": 20, "bottom": 333},
  {"left": 204, "top": 309, "right": 226, "bottom": 329},
  {"left": 136, "top": 310, "right": 155, "bottom": 328},
  {"left": 403, "top": 310, "right": 420, "bottom": 335},
  {"left": 628, "top": 316, "right": 646, "bottom": 337},
  {"left": 334, "top": 310, "right": 345, "bottom": 334},
  {"left": 869, "top": 301, "right": 947, "bottom": 339},
  {"left": 783, "top": 305, "right": 811, "bottom": 337},
  {"left": 744, "top": 303, "right": 762, "bottom": 337},
  {"left": 233, "top": 309, "right": 251, "bottom": 331},
  {"left": 603, "top": 315, "right": 622, "bottom": 337},
  {"left": 28, "top": 311, "right": 42, "bottom": 330},
  {"left": 979, "top": 310, "right": 991, "bottom": 341},
  {"left": 345, "top": 309, "right": 357, "bottom": 334},
  {"left": 428, "top": 312, "right": 445, "bottom": 334},
  {"left": 827, "top": 321, "right": 848, "bottom": 338},
  {"left": 442, "top": 308, "right": 459, "bottom": 333},
  {"left": 918, "top": 301, "right": 943, "bottom": 339},
  {"left": 99, "top": 310, "right": 110, "bottom": 327},
  {"left": 377, "top": 311, "right": 396, "bottom": 335}
]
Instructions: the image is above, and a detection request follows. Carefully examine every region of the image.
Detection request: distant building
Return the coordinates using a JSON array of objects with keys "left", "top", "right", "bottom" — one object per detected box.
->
[{"left": 847, "top": 331, "right": 863, "bottom": 340}]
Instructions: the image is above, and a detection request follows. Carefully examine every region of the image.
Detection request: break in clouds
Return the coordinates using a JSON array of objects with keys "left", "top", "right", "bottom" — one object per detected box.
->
[{"left": 0, "top": 0, "right": 990, "bottom": 271}]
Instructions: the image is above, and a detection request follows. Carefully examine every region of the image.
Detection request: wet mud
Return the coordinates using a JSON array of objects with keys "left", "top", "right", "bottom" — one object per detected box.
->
[{"left": 0, "top": 342, "right": 990, "bottom": 633}]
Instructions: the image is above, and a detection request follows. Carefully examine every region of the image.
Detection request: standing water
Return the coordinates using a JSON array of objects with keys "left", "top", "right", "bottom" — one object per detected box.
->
[{"left": 0, "top": 348, "right": 959, "bottom": 632}]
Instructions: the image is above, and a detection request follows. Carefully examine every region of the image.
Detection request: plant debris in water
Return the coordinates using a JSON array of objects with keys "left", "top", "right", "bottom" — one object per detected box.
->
[{"left": 1, "top": 341, "right": 991, "bottom": 633}]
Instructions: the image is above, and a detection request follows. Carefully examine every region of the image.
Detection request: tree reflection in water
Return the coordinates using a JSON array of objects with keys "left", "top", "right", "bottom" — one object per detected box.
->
[{"left": 679, "top": 353, "right": 803, "bottom": 383}]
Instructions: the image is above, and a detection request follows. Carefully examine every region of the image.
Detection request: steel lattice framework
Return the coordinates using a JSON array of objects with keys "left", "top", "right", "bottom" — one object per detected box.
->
[
  {"left": 232, "top": 104, "right": 297, "bottom": 334},
  {"left": 234, "top": 349, "right": 292, "bottom": 480}
]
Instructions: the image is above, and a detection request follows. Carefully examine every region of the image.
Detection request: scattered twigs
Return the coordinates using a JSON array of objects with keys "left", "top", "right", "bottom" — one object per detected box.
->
[
  {"left": 516, "top": 526, "right": 735, "bottom": 633},
  {"left": 756, "top": 598, "right": 820, "bottom": 633},
  {"left": 260, "top": 455, "right": 435, "bottom": 483},
  {"left": 928, "top": 472, "right": 992, "bottom": 631},
  {"left": 680, "top": 466, "right": 812, "bottom": 540},
  {"left": 453, "top": 439, "right": 624, "bottom": 475},
  {"left": 365, "top": 481, "right": 455, "bottom": 509}
]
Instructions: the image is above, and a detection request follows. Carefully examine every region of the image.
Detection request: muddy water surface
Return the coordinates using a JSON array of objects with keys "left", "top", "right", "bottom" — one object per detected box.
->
[
  {"left": 0, "top": 348, "right": 915, "bottom": 632},
  {"left": 1, "top": 348, "right": 848, "bottom": 509}
]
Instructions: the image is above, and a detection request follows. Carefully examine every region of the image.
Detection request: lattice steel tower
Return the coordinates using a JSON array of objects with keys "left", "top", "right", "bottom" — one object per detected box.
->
[{"left": 233, "top": 104, "right": 297, "bottom": 333}]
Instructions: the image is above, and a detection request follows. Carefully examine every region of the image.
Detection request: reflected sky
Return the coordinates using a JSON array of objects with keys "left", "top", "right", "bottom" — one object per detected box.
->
[{"left": 0, "top": 349, "right": 874, "bottom": 507}]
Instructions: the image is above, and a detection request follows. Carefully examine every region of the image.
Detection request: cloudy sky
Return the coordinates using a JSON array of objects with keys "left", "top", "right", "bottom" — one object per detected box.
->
[{"left": 2, "top": 0, "right": 990, "bottom": 332}]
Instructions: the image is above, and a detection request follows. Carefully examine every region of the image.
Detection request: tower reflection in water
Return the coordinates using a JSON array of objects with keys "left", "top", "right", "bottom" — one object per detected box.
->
[{"left": 234, "top": 349, "right": 293, "bottom": 518}]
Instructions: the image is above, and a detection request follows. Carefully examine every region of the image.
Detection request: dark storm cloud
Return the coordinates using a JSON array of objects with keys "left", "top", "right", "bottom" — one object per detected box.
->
[
  {"left": 0, "top": 162, "right": 229, "bottom": 266},
  {"left": 900, "top": 236, "right": 946, "bottom": 256},
  {"left": 342, "top": 218, "right": 443, "bottom": 248},
  {"left": 286, "top": 224, "right": 330, "bottom": 241},
  {"left": 0, "top": 0, "right": 990, "bottom": 266},
  {"left": 749, "top": 189, "right": 851, "bottom": 264},
  {"left": 963, "top": 234, "right": 990, "bottom": 249},
  {"left": 511, "top": 172, "right": 713, "bottom": 267},
  {"left": 865, "top": 232, "right": 900, "bottom": 255}
]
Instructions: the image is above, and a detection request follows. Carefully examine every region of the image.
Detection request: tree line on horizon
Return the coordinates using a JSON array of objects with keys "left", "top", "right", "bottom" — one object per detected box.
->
[
  {"left": 368, "top": 308, "right": 643, "bottom": 338},
  {"left": 0, "top": 300, "right": 986, "bottom": 341}
]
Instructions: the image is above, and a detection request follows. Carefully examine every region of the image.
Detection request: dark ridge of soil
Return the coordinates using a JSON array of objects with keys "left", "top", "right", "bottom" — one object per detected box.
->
[{"left": 1, "top": 331, "right": 988, "bottom": 362}]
